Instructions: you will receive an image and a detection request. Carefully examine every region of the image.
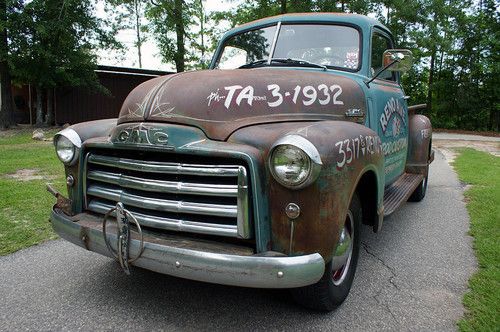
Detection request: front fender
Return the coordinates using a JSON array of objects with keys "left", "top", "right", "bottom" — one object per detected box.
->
[
  {"left": 55, "top": 118, "right": 117, "bottom": 145},
  {"left": 54, "top": 118, "right": 117, "bottom": 211},
  {"left": 229, "top": 121, "right": 384, "bottom": 261}
]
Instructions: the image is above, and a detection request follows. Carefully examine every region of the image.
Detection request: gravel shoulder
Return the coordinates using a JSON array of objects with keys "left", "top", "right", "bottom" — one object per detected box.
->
[{"left": 432, "top": 132, "right": 500, "bottom": 157}]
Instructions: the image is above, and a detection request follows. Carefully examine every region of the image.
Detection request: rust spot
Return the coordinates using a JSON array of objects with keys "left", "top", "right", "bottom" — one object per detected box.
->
[{"left": 80, "top": 227, "right": 90, "bottom": 250}]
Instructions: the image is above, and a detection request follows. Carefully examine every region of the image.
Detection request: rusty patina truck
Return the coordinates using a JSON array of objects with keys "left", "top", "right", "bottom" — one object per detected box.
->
[{"left": 48, "top": 13, "right": 433, "bottom": 310}]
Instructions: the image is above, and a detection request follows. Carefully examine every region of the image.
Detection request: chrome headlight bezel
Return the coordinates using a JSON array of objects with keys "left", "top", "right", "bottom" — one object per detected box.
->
[
  {"left": 268, "top": 135, "right": 322, "bottom": 190},
  {"left": 54, "top": 128, "right": 82, "bottom": 166}
]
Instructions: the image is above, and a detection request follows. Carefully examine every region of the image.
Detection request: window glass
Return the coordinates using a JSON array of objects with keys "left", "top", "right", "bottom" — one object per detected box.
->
[
  {"left": 273, "top": 25, "right": 360, "bottom": 70},
  {"left": 215, "top": 24, "right": 360, "bottom": 71},
  {"left": 216, "top": 26, "right": 276, "bottom": 69},
  {"left": 371, "top": 33, "right": 396, "bottom": 81}
]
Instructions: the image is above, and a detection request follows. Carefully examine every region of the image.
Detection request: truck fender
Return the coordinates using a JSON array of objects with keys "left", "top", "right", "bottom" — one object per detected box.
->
[
  {"left": 53, "top": 118, "right": 117, "bottom": 211},
  {"left": 406, "top": 114, "right": 432, "bottom": 175},
  {"left": 263, "top": 121, "right": 385, "bottom": 261},
  {"left": 54, "top": 118, "right": 118, "bottom": 147}
]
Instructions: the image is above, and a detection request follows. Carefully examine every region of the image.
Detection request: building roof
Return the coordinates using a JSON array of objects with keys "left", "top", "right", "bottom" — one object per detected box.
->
[{"left": 96, "top": 65, "right": 172, "bottom": 78}]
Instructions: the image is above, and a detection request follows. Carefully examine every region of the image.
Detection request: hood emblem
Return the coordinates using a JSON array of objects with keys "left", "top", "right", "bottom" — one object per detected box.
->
[{"left": 114, "top": 124, "right": 171, "bottom": 147}]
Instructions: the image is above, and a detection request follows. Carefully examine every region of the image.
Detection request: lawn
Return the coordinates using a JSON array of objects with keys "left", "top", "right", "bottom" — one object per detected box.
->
[
  {"left": 0, "top": 129, "right": 65, "bottom": 255},
  {"left": 453, "top": 149, "right": 500, "bottom": 332}
]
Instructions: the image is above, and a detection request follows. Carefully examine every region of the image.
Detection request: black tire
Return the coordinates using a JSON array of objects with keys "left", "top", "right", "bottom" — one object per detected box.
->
[
  {"left": 409, "top": 171, "right": 428, "bottom": 202},
  {"left": 291, "top": 193, "right": 361, "bottom": 311}
]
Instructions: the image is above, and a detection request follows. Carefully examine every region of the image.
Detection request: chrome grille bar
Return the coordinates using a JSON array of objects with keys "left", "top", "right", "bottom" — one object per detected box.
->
[
  {"left": 87, "top": 184, "right": 237, "bottom": 218},
  {"left": 88, "top": 200, "right": 238, "bottom": 237},
  {"left": 88, "top": 154, "right": 240, "bottom": 177},
  {"left": 87, "top": 170, "right": 238, "bottom": 197}
]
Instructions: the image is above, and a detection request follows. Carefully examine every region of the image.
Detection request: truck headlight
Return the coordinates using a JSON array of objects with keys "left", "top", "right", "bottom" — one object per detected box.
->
[
  {"left": 269, "top": 135, "right": 322, "bottom": 189},
  {"left": 54, "top": 128, "right": 82, "bottom": 165}
]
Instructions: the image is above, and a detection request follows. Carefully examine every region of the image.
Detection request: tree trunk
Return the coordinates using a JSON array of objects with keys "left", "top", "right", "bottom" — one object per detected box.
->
[
  {"left": 280, "top": 0, "right": 287, "bottom": 13},
  {"left": 45, "top": 88, "right": 54, "bottom": 126},
  {"left": 134, "top": 0, "right": 142, "bottom": 68},
  {"left": 199, "top": 0, "right": 205, "bottom": 68},
  {"left": 174, "top": 0, "right": 185, "bottom": 72},
  {"left": 35, "top": 87, "right": 44, "bottom": 126},
  {"left": 427, "top": 48, "right": 436, "bottom": 115},
  {"left": 0, "top": 0, "right": 13, "bottom": 129},
  {"left": 490, "top": 108, "right": 499, "bottom": 131}
]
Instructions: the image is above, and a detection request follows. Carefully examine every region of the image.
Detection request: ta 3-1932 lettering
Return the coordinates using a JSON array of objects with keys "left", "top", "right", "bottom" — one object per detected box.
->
[{"left": 207, "top": 84, "right": 344, "bottom": 109}]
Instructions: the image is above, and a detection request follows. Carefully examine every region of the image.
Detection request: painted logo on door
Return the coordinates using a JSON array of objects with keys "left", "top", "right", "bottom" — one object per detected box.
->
[{"left": 379, "top": 98, "right": 408, "bottom": 175}]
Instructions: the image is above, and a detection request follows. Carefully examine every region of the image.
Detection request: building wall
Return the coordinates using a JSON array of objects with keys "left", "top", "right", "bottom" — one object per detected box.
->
[
  {"left": 55, "top": 70, "right": 167, "bottom": 125},
  {"left": 11, "top": 66, "right": 170, "bottom": 125}
]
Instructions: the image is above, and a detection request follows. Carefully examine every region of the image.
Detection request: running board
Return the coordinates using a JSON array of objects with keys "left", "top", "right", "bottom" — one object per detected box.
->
[{"left": 383, "top": 173, "right": 424, "bottom": 217}]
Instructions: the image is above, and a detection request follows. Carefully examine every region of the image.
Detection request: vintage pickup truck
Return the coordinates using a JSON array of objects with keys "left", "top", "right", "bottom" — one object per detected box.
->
[{"left": 48, "top": 13, "right": 433, "bottom": 311}]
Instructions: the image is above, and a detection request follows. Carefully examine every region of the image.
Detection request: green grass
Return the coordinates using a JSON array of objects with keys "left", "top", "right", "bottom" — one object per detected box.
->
[
  {"left": 453, "top": 149, "right": 500, "bottom": 332},
  {"left": 0, "top": 129, "right": 65, "bottom": 255}
]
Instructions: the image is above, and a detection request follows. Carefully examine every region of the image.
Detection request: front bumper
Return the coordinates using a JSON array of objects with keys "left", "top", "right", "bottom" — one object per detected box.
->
[{"left": 50, "top": 208, "right": 325, "bottom": 288}]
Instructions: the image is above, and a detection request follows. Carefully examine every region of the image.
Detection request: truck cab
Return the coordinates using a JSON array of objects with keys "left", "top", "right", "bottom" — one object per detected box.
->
[{"left": 49, "top": 13, "right": 433, "bottom": 311}]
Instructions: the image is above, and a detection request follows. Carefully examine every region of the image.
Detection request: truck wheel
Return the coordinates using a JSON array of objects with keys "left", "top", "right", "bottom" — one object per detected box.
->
[
  {"left": 409, "top": 172, "right": 428, "bottom": 202},
  {"left": 291, "top": 193, "right": 361, "bottom": 311}
]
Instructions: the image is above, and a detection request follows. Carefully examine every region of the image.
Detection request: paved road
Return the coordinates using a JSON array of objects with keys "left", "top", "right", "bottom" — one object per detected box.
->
[{"left": 0, "top": 150, "right": 476, "bottom": 331}]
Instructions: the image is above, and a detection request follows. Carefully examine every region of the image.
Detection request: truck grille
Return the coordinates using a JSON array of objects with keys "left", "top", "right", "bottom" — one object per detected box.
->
[{"left": 83, "top": 149, "right": 252, "bottom": 239}]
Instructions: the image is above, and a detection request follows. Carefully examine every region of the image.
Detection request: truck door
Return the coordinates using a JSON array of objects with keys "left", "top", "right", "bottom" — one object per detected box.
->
[{"left": 369, "top": 30, "right": 409, "bottom": 185}]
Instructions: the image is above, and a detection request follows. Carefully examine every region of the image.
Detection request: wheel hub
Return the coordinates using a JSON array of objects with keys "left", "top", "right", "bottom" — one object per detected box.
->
[{"left": 332, "top": 210, "right": 354, "bottom": 285}]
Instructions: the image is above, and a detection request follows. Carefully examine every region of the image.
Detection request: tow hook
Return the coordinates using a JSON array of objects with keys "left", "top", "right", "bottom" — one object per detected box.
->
[
  {"left": 46, "top": 183, "right": 73, "bottom": 216},
  {"left": 102, "top": 202, "right": 145, "bottom": 275}
]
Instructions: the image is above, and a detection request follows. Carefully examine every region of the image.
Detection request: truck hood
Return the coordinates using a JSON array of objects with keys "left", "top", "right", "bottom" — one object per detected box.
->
[{"left": 118, "top": 69, "right": 366, "bottom": 141}]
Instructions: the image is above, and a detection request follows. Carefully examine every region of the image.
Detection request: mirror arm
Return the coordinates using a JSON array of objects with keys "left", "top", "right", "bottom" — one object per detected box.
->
[{"left": 364, "top": 59, "right": 399, "bottom": 88}]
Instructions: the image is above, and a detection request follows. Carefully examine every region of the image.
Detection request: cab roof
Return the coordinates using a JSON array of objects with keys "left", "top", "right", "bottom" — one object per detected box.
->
[{"left": 226, "top": 13, "right": 391, "bottom": 37}]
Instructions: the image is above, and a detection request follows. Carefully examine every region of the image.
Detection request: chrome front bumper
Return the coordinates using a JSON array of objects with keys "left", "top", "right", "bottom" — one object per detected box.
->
[{"left": 50, "top": 208, "right": 325, "bottom": 288}]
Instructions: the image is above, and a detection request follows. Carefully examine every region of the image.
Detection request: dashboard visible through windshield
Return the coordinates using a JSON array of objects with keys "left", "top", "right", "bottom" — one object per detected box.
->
[{"left": 215, "top": 24, "right": 360, "bottom": 71}]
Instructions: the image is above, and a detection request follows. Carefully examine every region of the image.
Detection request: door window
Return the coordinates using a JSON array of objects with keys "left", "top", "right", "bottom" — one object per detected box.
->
[{"left": 371, "top": 33, "right": 396, "bottom": 82}]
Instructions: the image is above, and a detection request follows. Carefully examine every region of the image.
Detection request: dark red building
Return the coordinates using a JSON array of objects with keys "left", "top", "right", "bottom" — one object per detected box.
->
[{"left": 12, "top": 65, "right": 171, "bottom": 125}]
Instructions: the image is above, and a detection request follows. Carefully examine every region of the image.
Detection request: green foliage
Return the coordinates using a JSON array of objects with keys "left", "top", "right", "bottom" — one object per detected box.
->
[
  {"left": 145, "top": 0, "right": 216, "bottom": 71},
  {"left": 452, "top": 149, "right": 500, "bottom": 331},
  {"left": 8, "top": 0, "right": 120, "bottom": 90},
  {"left": 0, "top": 131, "right": 65, "bottom": 255},
  {"left": 108, "top": 0, "right": 146, "bottom": 68}
]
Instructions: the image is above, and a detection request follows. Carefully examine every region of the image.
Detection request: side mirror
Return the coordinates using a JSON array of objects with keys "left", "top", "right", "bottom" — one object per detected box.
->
[{"left": 383, "top": 49, "right": 413, "bottom": 73}]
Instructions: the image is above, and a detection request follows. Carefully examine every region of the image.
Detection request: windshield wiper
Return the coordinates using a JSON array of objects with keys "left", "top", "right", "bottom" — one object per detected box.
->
[
  {"left": 238, "top": 59, "right": 268, "bottom": 69},
  {"left": 270, "top": 58, "right": 328, "bottom": 70},
  {"left": 238, "top": 58, "right": 328, "bottom": 70}
]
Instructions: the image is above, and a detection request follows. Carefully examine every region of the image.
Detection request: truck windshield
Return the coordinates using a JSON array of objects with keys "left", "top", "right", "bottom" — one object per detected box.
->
[{"left": 215, "top": 24, "right": 360, "bottom": 71}]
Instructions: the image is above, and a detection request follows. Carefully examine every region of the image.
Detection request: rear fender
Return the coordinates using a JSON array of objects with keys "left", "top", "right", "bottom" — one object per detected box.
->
[{"left": 406, "top": 114, "right": 432, "bottom": 175}]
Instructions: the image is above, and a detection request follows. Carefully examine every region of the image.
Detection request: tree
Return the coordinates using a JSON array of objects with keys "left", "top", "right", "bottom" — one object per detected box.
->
[
  {"left": 147, "top": 0, "right": 188, "bottom": 72},
  {"left": 0, "top": 0, "right": 15, "bottom": 129},
  {"left": 189, "top": 0, "right": 212, "bottom": 69},
  {"left": 9, "top": 0, "right": 119, "bottom": 126},
  {"left": 147, "top": 0, "right": 214, "bottom": 72},
  {"left": 109, "top": 0, "right": 146, "bottom": 68}
]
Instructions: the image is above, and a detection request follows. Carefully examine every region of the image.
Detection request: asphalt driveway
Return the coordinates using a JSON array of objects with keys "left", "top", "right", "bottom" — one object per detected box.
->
[{"left": 0, "top": 150, "right": 476, "bottom": 331}]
